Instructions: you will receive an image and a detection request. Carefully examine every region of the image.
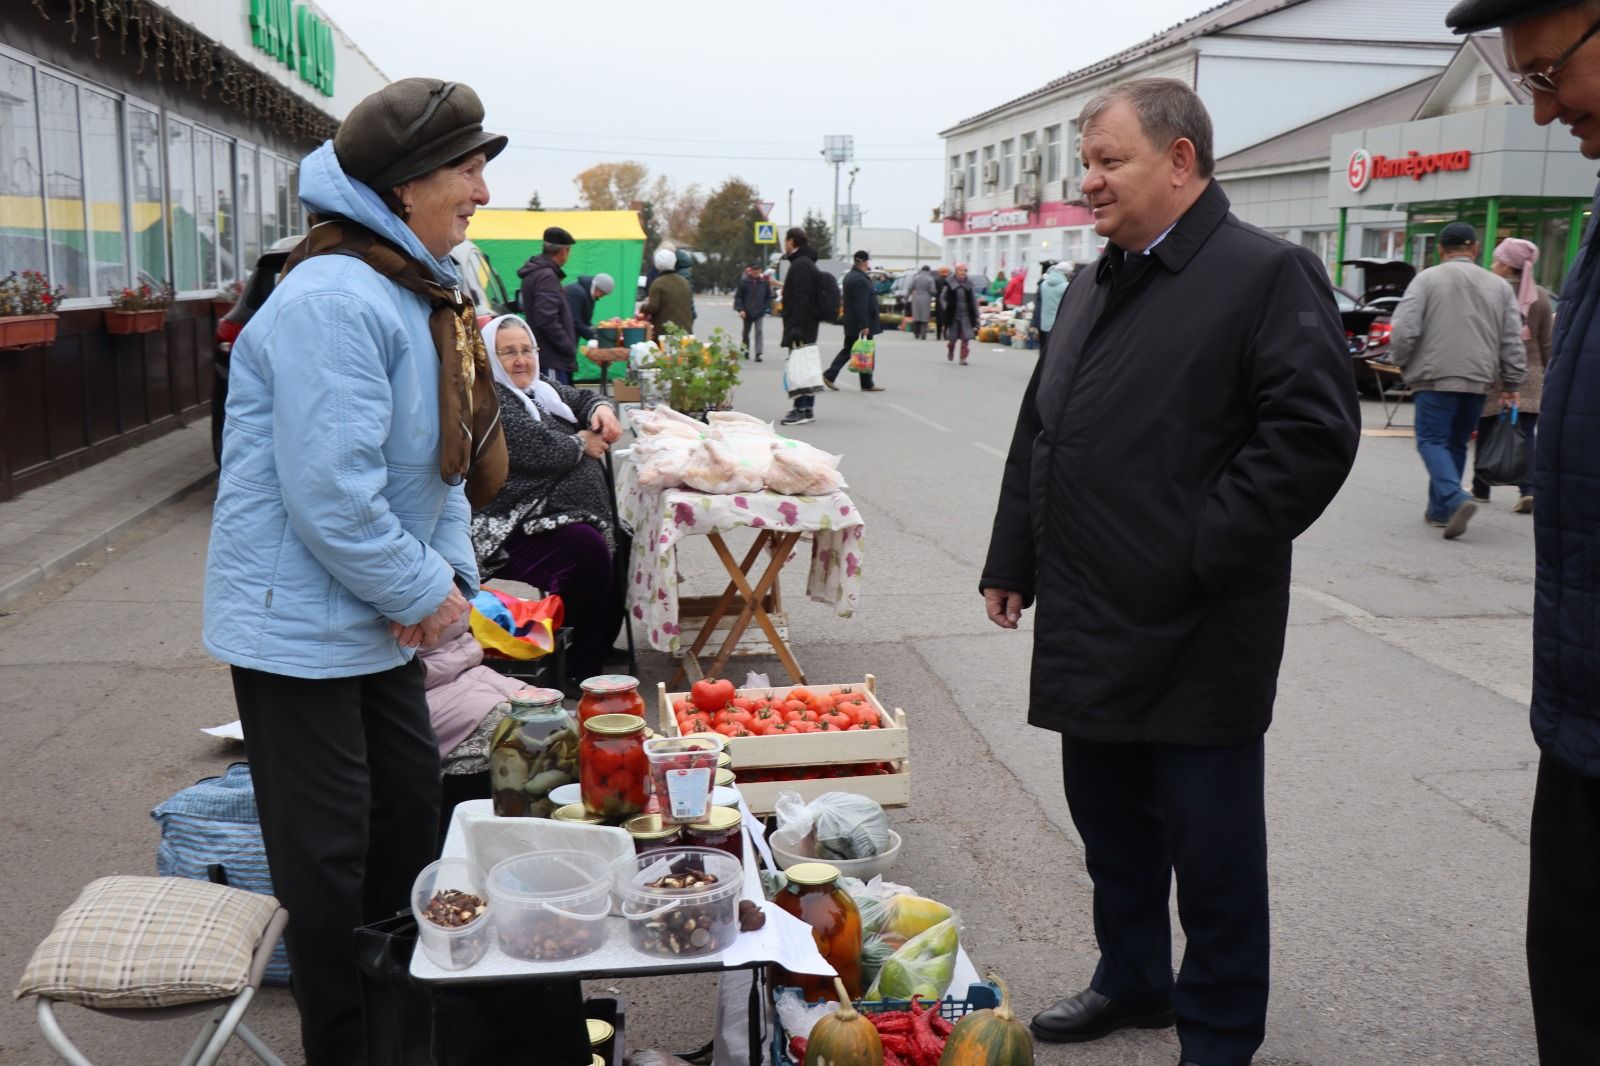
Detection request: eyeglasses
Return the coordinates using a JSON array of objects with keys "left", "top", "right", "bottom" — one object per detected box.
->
[{"left": 1515, "top": 14, "right": 1600, "bottom": 95}]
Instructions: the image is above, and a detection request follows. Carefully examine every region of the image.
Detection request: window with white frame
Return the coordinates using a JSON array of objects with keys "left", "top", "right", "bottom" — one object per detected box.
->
[
  {"left": 965, "top": 151, "right": 976, "bottom": 196},
  {"left": 0, "top": 45, "right": 301, "bottom": 302},
  {"left": 1044, "top": 125, "right": 1061, "bottom": 184},
  {"left": 1000, "top": 138, "right": 1015, "bottom": 188}
]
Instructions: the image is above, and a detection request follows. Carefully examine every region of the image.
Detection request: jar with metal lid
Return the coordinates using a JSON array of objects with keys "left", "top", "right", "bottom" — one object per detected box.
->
[
  {"left": 623, "top": 813, "right": 683, "bottom": 855},
  {"left": 587, "top": 1017, "right": 614, "bottom": 1062},
  {"left": 489, "top": 687, "right": 578, "bottom": 817},
  {"left": 714, "top": 768, "right": 736, "bottom": 789},
  {"left": 684, "top": 806, "right": 743, "bottom": 862},
  {"left": 715, "top": 751, "right": 732, "bottom": 771},
  {"left": 773, "top": 862, "right": 862, "bottom": 1001},
  {"left": 577, "top": 675, "right": 647, "bottom": 726},
  {"left": 580, "top": 713, "right": 648, "bottom": 819},
  {"left": 552, "top": 803, "right": 606, "bottom": 825}
]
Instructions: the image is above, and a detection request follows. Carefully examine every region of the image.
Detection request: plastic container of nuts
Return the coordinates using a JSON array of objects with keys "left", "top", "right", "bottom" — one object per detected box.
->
[
  {"left": 487, "top": 850, "right": 612, "bottom": 961},
  {"left": 412, "top": 857, "right": 493, "bottom": 971},
  {"left": 614, "top": 846, "right": 743, "bottom": 958}
]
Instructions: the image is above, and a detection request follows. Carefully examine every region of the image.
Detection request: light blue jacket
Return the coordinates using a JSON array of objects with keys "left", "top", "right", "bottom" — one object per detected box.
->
[
  {"left": 203, "top": 142, "right": 478, "bottom": 679},
  {"left": 1038, "top": 264, "right": 1071, "bottom": 333}
]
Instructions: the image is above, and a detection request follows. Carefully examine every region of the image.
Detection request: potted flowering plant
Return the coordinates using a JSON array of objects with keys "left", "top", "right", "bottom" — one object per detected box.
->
[
  {"left": 212, "top": 279, "right": 244, "bottom": 317},
  {"left": 0, "top": 270, "right": 65, "bottom": 350},
  {"left": 105, "top": 282, "right": 175, "bottom": 335},
  {"left": 649, "top": 324, "right": 741, "bottom": 416}
]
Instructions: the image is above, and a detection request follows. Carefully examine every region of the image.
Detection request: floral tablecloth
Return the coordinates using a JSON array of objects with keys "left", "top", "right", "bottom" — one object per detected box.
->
[{"left": 617, "top": 460, "right": 865, "bottom": 654}]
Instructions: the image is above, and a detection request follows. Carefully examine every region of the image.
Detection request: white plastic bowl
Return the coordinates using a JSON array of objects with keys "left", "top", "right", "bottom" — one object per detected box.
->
[
  {"left": 769, "top": 828, "right": 903, "bottom": 880},
  {"left": 487, "top": 850, "right": 612, "bottom": 961}
]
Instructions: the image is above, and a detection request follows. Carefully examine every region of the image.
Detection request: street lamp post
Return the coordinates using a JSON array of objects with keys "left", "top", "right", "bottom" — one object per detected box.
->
[
  {"left": 822, "top": 135, "right": 853, "bottom": 260},
  {"left": 846, "top": 166, "right": 859, "bottom": 256}
]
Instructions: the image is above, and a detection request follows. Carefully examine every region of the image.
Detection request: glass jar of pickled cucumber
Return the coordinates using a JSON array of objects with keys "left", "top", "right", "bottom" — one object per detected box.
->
[{"left": 489, "top": 688, "right": 578, "bottom": 818}]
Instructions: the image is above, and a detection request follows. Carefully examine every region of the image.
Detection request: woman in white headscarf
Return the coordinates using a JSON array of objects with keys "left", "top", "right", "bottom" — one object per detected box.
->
[
  {"left": 470, "top": 314, "right": 624, "bottom": 678},
  {"left": 642, "top": 246, "right": 695, "bottom": 334}
]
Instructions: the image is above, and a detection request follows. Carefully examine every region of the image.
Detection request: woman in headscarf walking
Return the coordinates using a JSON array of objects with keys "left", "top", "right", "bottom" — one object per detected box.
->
[
  {"left": 472, "top": 314, "right": 624, "bottom": 680},
  {"left": 203, "top": 78, "right": 508, "bottom": 1064},
  {"left": 941, "top": 263, "right": 980, "bottom": 365},
  {"left": 1472, "top": 237, "right": 1553, "bottom": 513}
]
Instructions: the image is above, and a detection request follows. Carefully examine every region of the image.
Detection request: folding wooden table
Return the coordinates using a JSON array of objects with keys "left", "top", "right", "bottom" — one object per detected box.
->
[{"left": 614, "top": 460, "right": 866, "bottom": 687}]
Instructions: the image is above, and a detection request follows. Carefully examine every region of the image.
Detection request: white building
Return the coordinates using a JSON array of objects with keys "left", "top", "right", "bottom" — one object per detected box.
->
[
  {"left": 838, "top": 226, "right": 942, "bottom": 272},
  {"left": 937, "top": 0, "right": 1461, "bottom": 289}
]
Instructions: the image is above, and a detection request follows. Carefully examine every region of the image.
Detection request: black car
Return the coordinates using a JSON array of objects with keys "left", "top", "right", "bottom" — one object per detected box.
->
[
  {"left": 1337, "top": 258, "right": 1416, "bottom": 394},
  {"left": 212, "top": 236, "right": 302, "bottom": 464}
]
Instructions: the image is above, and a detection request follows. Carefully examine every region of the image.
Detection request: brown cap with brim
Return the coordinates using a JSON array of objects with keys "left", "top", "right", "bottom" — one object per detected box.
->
[
  {"left": 1446, "top": 0, "right": 1581, "bottom": 34},
  {"left": 334, "top": 78, "right": 508, "bottom": 192}
]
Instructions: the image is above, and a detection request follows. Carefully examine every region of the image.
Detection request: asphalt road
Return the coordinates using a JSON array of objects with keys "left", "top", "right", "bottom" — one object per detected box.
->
[{"left": 0, "top": 295, "right": 1540, "bottom": 1064}]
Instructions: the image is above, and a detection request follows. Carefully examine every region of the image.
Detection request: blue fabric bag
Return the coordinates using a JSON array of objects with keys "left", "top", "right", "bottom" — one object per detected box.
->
[{"left": 151, "top": 762, "right": 288, "bottom": 984}]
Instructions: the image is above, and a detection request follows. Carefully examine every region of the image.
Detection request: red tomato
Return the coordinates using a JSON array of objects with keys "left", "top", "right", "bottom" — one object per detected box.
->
[
  {"left": 589, "top": 745, "right": 622, "bottom": 777},
  {"left": 691, "top": 678, "right": 736, "bottom": 714},
  {"left": 789, "top": 720, "right": 817, "bottom": 733},
  {"left": 787, "top": 688, "right": 814, "bottom": 705},
  {"left": 682, "top": 715, "right": 712, "bottom": 734},
  {"left": 672, "top": 698, "right": 692, "bottom": 716},
  {"left": 819, "top": 709, "right": 851, "bottom": 730},
  {"left": 767, "top": 720, "right": 792, "bottom": 733},
  {"left": 794, "top": 709, "right": 819, "bottom": 724}
]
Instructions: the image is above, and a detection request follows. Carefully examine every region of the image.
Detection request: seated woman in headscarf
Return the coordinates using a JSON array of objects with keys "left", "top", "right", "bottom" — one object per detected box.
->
[{"left": 471, "top": 314, "right": 624, "bottom": 680}]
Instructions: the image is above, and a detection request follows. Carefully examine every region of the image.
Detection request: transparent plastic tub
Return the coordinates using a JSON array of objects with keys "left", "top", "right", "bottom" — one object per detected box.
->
[
  {"left": 487, "top": 849, "right": 612, "bottom": 961},
  {"left": 614, "top": 846, "right": 743, "bottom": 958},
  {"left": 644, "top": 735, "right": 724, "bottom": 824},
  {"left": 411, "top": 856, "right": 493, "bottom": 971}
]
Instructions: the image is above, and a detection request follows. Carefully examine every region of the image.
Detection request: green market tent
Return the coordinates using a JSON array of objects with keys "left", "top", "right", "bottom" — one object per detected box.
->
[{"left": 470, "top": 209, "right": 646, "bottom": 382}]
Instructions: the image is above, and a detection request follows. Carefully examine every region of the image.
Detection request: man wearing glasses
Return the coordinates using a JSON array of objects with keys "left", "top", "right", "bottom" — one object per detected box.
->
[{"left": 1447, "top": 2, "right": 1600, "bottom": 1061}]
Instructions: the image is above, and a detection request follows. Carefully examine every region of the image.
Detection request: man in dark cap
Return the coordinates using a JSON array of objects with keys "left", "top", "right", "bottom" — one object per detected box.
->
[
  {"left": 823, "top": 250, "right": 885, "bottom": 392},
  {"left": 1446, "top": 2, "right": 1600, "bottom": 1059},
  {"left": 1387, "top": 220, "right": 1524, "bottom": 540},
  {"left": 518, "top": 225, "right": 579, "bottom": 384}
]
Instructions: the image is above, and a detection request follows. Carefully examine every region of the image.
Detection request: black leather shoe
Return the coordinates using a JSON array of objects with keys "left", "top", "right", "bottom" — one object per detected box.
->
[{"left": 1029, "top": 987, "right": 1174, "bottom": 1043}]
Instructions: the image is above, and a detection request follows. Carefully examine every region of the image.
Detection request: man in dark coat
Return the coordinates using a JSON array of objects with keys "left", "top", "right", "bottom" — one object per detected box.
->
[
  {"left": 563, "top": 273, "right": 615, "bottom": 346},
  {"left": 823, "top": 251, "right": 885, "bottom": 393},
  {"left": 734, "top": 263, "right": 772, "bottom": 361},
  {"left": 1448, "top": 2, "right": 1600, "bottom": 1060},
  {"left": 779, "top": 228, "right": 823, "bottom": 426},
  {"left": 980, "top": 79, "right": 1358, "bottom": 1066},
  {"left": 516, "top": 226, "right": 578, "bottom": 384}
]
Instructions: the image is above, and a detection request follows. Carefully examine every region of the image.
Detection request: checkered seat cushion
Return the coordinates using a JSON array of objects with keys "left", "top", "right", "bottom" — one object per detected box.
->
[{"left": 14, "top": 875, "right": 280, "bottom": 1009}]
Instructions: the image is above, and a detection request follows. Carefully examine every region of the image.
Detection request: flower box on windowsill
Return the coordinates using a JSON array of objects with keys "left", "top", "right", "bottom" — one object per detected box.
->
[
  {"left": 105, "top": 309, "right": 167, "bottom": 335},
  {"left": 0, "top": 313, "right": 59, "bottom": 350}
]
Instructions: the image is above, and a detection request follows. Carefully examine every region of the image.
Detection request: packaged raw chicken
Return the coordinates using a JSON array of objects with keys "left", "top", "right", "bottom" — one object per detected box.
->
[
  {"left": 680, "top": 439, "right": 754, "bottom": 494},
  {"left": 633, "top": 436, "right": 696, "bottom": 489},
  {"left": 767, "top": 439, "right": 846, "bottom": 495},
  {"left": 706, "top": 410, "right": 776, "bottom": 435}
]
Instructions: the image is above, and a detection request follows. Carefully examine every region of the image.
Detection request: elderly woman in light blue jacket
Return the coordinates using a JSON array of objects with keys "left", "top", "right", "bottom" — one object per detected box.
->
[{"left": 202, "top": 79, "right": 507, "bottom": 1065}]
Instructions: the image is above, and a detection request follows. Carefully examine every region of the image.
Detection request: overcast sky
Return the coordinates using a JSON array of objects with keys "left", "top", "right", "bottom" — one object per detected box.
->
[{"left": 315, "top": 0, "right": 1213, "bottom": 246}]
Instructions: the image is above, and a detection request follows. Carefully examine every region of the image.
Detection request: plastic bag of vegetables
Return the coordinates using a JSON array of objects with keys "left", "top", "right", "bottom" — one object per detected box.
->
[
  {"left": 846, "top": 882, "right": 955, "bottom": 989},
  {"left": 775, "top": 791, "right": 892, "bottom": 861},
  {"left": 864, "top": 915, "right": 960, "bottom": 1002}
]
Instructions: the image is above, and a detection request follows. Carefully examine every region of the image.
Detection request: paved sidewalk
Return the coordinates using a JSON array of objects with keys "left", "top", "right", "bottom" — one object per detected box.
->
[{"left": 0, "top": 426, "right": 216, "bottom": 603}]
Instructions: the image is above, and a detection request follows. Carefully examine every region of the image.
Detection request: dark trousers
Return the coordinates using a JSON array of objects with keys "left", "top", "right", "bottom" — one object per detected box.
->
[
  {"left": 498, "top": 522, "right": 618, "bottom": 681},
  {"left": 740, "top": 314, "right": 765, "bottom": 358},
  {"left": 1528, "top": 750, "right": 1600, "bottom": 1064},
  {"left": 824, "top": 340, "right": 875, "bottom": 389},
  {"left": 1062, "top": 737, "right": 1269, "bottom": 1066},
  {"left": 1472, "top": 411, "right": 1537, "bottom": 499},
  {"left": 912, "top": 318, "right": 929, "bottom": 339},
  {"left": 542, "top": 366, "right": 573, "bottom": 386},
  {"left": 232, "top": 660, "right": 441, "bottom": 1066}
]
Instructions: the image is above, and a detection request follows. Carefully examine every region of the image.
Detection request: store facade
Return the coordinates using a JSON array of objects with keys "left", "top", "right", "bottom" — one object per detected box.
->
[
  {"left": 1327, "top": 105, "right": 1593, "bottom": 291},
  {"left": 0, "top": 0, "right": 384, "bottom": 500}
]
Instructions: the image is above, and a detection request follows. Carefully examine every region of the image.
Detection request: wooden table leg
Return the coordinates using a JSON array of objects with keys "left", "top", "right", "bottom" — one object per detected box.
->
[
  {"left": 706, "top": 531, "right": 806, "bottom": 684},
  {"left": 669, "top": 531, "right": 772, "bottom": 688}
]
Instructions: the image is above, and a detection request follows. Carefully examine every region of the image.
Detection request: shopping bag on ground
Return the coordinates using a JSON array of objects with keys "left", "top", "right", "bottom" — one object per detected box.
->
[
  {"left": 1477, "top": 409, "right": 1528, "bottom": 487},
  {"left": 783, "top": 344, "right": 825, "bottom": 395},
  {"left": 469, "top": 587, "right": 564, "bottom": 660},
  {"left": 847, "top": 336, "right": 875, "bottom": 374}
]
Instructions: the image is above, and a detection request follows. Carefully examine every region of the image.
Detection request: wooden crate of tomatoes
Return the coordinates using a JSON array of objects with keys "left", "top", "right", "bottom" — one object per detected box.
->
[{"left": 657, "top": 675, "right": 910, "bottom": 814}]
